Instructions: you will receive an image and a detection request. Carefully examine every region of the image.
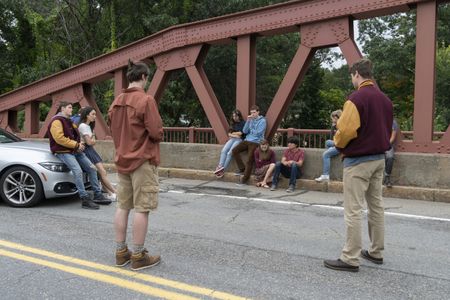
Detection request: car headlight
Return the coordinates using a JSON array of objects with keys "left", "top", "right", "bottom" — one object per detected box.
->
[{"left": 39, "top": 162, "right": 71, "bottom": 172}]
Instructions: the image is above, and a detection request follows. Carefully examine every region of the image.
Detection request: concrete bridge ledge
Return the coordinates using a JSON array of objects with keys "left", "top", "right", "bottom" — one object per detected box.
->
[
  {"left": 103, "top": 164, "right": 450, "bottom": 203},
  {"left": 33, "top": 139, "right": 450, "bottom": 203}
]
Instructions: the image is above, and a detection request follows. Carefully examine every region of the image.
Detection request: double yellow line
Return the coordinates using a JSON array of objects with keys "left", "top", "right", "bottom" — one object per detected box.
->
[{"left": 0, "top": 239, "right": 247, "bottom": 300}]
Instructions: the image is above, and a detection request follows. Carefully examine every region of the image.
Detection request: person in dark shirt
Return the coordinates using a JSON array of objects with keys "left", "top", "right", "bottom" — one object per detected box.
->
[
  {"left": 383, "top": 119, "right": 399, "bottom": 187},
  {"left": 213, "top": 109, "right": 245, "bottom": 178}
]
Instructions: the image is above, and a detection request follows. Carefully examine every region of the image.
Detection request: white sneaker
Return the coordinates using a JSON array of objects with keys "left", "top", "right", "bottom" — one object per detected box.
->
[
  {"left": 315, "top": 175, "right": 329, "bottom": 182},
  {"left": 108, "top": 193, "right": 117, "bottom": 201}
]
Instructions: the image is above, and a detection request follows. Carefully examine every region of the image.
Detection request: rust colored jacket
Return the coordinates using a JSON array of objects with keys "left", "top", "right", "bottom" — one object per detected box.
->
[{"left": 108, "top": 87, "right": 163, "bottom": 174}]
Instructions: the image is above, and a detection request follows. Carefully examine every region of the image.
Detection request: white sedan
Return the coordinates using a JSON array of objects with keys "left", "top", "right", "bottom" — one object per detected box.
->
[{"left": 0, "top": 128, "right": 85, "bottom": 207}]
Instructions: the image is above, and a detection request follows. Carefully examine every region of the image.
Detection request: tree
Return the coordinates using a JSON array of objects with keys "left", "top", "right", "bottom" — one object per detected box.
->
[{"left": 356, "top": 4, "right": 450, "bottom": 131}]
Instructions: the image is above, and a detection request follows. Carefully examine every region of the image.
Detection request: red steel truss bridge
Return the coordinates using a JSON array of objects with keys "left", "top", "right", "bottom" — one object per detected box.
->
[{"left": 0, "top": 0, "right": 449, "bottom": 154}]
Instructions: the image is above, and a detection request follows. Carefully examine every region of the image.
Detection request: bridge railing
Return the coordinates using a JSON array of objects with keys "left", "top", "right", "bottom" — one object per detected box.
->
[
  {"left": 162, "top": 127, "right": 331, "bottom": 147},
  {"left": 401, "top": 131, "right": 444, "bottom": 141},
  {"left": 162, "top": 127, "right": 446, "bottom": 148}
]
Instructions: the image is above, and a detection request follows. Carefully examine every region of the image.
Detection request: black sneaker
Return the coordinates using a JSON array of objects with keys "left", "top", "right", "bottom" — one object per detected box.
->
[
  {"left": 82, "top": 197, "right": 100, "bottom": 210},
  {"left": 93, "top": 194, "right": 112, "bottom": 205},
  {"left": 385, "top": 176, "right": 392, "bottom": 188}
]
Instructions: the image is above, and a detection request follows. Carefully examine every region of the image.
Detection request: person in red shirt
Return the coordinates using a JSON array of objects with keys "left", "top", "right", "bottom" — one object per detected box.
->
[
  {"left": 270, "top": 136, "right": 305, "bottom": 193},
  {"left": 108, "top": 60, "right": 163, "bottom": 271}
]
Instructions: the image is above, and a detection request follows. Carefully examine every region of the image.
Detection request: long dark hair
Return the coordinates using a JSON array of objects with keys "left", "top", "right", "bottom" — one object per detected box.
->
[
  {"left": 258, "top": 139, "right": 272, "bottom": 161},
  {"left": 79, "top": 106, "right": 96, "bottom": 131},
  {"left": 230, "top": 109, "right": 244, "bottom": 125}
]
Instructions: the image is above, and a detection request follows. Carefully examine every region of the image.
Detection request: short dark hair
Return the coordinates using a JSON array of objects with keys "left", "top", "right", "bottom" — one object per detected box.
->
[
  {"left": 126, "top": 59, "right": 150, "bottom": 83},
  {"left": 350, "top": 58, "right": 373, "bottom": 79},
  {"left": 250, "top": 105, "right": 259, "bottom": 112},
  {"left": 57, "top": 101, "right": 72, "bottom": 113},
  {"left": 287, "top": 136, "right": 299, "bottom": 147}
]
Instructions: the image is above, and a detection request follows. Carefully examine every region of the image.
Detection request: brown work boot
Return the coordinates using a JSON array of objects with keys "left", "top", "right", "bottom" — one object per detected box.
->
[
  {"left": 115, "top": 247, "right": 132, "bottom": 267},
  {"left": 131, "top": 249, "right": 161, "bottom": 271}
]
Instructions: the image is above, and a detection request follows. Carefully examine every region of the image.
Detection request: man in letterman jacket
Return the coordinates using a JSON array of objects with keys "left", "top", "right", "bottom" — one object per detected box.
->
[{"left": 324, "top": 59, "right": 393, "bottom": 272}]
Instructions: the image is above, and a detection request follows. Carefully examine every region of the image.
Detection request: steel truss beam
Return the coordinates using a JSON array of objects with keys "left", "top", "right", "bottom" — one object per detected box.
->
[{"left": 0, "top": 0, "right": 447, "bottom": 153}]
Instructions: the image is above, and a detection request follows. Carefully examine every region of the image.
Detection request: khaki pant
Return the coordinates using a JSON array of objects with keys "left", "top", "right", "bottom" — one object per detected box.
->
[
  {"left": 117, "top": 161, "right": 159, "bottom": 213},
  {"left": 340, "top": 159, "right": 385, "bottom": 266}
]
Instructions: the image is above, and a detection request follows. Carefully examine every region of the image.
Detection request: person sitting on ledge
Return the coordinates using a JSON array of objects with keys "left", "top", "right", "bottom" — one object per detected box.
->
[
  {"left": 232, "top": 105, "right": 267, "bottom": 185},
  {"left": 270, "top": 136, "right": 305, "bottom": 193},
  {"left": 254, "top": 139, "right": 276, "bottom": 188},
  {"left": 315, "top": 109, "right": 342, "bottom": 182}
]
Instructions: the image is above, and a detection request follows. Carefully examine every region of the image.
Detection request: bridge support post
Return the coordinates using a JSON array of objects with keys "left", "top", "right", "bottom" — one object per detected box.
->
[
  {"left": 413, "top": 1, "right": 437, "bottom": 147},
  {"left": 148, "top": 68, "right": 170, "bottom": 104},
  {"left": 338, "top": 38, "right": 363, "bottom": 67},
  {"left": 0, "top": 110, "right": 19, "bottom": 132},
  {"left": 265, "top": 44, "right": 315, "bottom": 139},
  {"left": 0, "top": 111, "right": 6, "bottom": 129},
  {"left": 186, "top": 63, "right": 229, "bottom": 144},
  {"left": 153, "top": 44, "right": 228, "bottom": 143},
  {"left": 265, "top": 17, "right": 359, "bottom": 140},
  {"left": 24, "top": 102, "right": 40, "bottom": 136},
  {"left": 236, "top": 35, "right": 256, "bottom": 115},
  {"left": 114, "top": 68, "right": 128, "bottom": 98}
]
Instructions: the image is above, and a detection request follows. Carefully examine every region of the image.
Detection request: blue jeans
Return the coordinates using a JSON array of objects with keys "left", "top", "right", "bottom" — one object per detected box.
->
[
  {"left": 322, "top": 140, "right": 340, "bottom": 175},
  {"left": 218, "top": 138, "right": 242, "bottom": 169},
  {"left": 56, "top": 152, "right": 102, "bottom": 198},
  {"left": 272, "top": 161, "right": 302, "bottom": 187}
]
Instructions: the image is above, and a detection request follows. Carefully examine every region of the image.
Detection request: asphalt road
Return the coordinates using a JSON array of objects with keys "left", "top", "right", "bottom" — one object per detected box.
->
[{"left": 1, "top": 175, "right": 449, "bottom": 299}]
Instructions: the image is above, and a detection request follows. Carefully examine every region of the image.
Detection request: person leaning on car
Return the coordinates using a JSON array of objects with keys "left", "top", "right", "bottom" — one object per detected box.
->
[{"left": 47, "top": 101, "right": 111, "bottom": 209}]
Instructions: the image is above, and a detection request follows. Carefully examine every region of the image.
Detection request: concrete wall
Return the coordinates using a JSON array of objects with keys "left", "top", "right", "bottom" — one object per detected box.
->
[
  {"left": 28, "top": 139, "right": 448, "bottom": 202},
  {"left": 93, "top": 141, "right": 450, "bottom": 190}
]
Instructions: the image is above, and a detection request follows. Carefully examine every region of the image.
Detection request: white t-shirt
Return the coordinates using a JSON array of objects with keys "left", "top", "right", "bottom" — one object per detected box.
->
[{"left": 78, "top": 123, "right": 93, "bottom": 142}]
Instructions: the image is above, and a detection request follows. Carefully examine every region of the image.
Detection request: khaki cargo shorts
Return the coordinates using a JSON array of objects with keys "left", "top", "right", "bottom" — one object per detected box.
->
[{"left": 117, "top": 161, "right": 159, "bottom": 212}]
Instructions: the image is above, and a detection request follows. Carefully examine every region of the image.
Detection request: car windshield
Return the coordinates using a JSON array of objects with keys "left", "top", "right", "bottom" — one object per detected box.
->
[{"left": 0, "top": 128, "right": 23, "bottom": 143}]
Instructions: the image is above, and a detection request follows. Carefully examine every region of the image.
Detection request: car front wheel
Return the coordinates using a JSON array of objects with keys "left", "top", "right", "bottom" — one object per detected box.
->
[{"left": 0, "top": 166, "right": 44, "bottom": 207}]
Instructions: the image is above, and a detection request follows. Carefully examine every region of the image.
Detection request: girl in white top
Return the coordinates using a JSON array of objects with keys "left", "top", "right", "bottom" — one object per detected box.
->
[{"left": 78, "top": 107, "right": 117, "bottom": 199}]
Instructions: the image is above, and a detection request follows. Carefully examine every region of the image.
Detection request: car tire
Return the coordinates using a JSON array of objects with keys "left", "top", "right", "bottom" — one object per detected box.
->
[{"left": 0, "top": 166, "right": 44, "bottom": 207}]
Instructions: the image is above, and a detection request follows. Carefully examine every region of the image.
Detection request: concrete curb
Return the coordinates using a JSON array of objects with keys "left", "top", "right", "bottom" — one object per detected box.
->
[{"left": 104, "top": 163, "right": 450, "bottom": 203}]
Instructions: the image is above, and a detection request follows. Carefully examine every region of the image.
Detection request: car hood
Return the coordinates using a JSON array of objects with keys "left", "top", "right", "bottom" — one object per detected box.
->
[{"left": 1, "top": 141, "right": 51, "bottom": 153}]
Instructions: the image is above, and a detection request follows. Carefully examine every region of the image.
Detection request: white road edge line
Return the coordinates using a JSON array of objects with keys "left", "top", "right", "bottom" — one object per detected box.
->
[{"left": 167, "top": 190, "right": 450, "bottom": 223}]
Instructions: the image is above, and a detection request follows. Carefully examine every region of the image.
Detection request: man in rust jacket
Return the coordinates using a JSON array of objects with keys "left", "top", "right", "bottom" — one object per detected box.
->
[
  {"left": 324, "top": 59, "right": 393, "bottom": 272},
  {"left": 109, "top": 60, "right": 163, "bottom": 271}
]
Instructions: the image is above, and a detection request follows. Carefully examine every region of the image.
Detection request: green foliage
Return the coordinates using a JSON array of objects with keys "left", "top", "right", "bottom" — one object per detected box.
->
[
  {"left": 355, "top": 5, "right": 450, "bottom": 132},
  {"left": 1, "top": 0, "right": 449, "bottom": 135},
  {"left": 435, "top": 45, "right": 450, "bottom": 131},
  {"left": 358, "top": 13, "right": 416, "bottom": 129}
]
